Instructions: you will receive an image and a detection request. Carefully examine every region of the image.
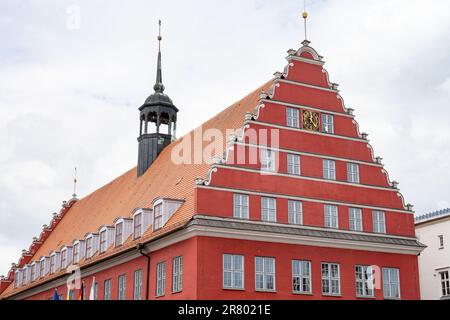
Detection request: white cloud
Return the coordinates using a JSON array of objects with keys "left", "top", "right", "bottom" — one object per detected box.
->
[{"left": 0, "top": 0, "right": 449, "bottom": 276}]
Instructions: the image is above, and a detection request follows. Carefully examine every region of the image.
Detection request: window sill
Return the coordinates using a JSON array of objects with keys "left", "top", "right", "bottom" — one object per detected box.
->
[
  {"left": 356, "top": 295, "right": 376, "bottom": 300},
  {"left": 155, "top": 294, "right": 165, "bottom": 298},
  {"left": 223, "top": 287, "right": 245, "bottom": 291},
  {"left": 322, "top": 293, "right": 342, "bottom": 297},
  {"left": 255, "top": 289, "right": 277, "bottom": 293},
  {"left": 232, "top": 217, "right": 250, "bottom": 221},
  {"left": 384, "top": 297, "right": 401, "bottom": 300},
  {"left": 172, "top": 290, "right": 183, "bottom": 294},
  {"left": 292, "top": 292, "right": 313, "bottom": 296}
]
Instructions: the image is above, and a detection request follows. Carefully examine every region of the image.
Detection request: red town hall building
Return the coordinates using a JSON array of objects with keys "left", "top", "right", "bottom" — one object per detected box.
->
[{"left": 0, "top": 34, "right": 424, "bottom": 300}]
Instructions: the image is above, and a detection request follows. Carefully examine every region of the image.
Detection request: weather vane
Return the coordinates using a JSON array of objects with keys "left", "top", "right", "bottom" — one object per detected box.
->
[
  {"left": 158, "top": 20, "right": 162, "bottom": 46},
  {"left": 302, "top": 0, "right": 309, "bottom": 41},
  {"left": 72, "top": 167, "right": 78, "bottom": 198}
]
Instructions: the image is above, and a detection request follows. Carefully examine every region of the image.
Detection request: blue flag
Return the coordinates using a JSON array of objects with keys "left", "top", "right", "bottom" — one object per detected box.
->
[{"left": 53, "top": 288, "right": 59, "bottom": 300}]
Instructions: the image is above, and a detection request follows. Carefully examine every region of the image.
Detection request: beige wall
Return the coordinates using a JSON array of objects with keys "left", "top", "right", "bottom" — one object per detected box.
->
[{"left": 416, "top": 216, "right": 450, "bottom": 300}]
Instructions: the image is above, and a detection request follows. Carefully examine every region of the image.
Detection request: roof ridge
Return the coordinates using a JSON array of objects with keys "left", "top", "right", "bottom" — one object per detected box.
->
[{"left": 415, "top": 208, "right": 450, "bottom": 222}]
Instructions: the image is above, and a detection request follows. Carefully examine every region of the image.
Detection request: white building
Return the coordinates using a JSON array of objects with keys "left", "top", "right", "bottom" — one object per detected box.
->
[{"left": 415, "top": 209, "right": 450, "bottom": 300}]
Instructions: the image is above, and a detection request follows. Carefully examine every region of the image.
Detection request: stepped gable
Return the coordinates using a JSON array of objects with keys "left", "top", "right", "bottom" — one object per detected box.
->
[{"left": 201, "top": 40, "right": 409, "bottom": 213}]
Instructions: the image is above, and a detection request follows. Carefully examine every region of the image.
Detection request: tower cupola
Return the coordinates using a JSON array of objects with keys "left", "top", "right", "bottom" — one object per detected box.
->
[{"left": 137, "top": 20, "right": 178, "bottom": 177}]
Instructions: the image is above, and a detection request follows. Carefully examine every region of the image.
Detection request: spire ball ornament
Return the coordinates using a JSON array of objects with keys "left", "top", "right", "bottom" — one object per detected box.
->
[{"left": 302, "top": 11, "right": 308, "bottom": 19}]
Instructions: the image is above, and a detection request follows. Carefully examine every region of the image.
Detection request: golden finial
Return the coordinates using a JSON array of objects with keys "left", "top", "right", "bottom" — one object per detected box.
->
[{"left": 302, "top": 0, "right": 308, "bottom": 41}]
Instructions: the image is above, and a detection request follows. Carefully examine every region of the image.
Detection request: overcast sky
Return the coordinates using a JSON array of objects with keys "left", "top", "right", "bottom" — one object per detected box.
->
[{"left": 0, "top": 0, "right": 449, "bottom": 276}]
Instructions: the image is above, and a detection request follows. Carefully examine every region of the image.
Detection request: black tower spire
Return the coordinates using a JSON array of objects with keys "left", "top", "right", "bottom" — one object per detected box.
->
[{"left": 137, "top": 20, "right": 178, "bottom": 177}]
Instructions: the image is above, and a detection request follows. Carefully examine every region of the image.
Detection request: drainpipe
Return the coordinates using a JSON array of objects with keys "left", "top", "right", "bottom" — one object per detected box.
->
[{"left": 137, "top": 243, "right": 150, "bottom": 300}]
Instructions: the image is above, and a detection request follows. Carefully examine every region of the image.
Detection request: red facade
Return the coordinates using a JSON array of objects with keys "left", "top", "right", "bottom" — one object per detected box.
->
[{"left": 1, "top": 41, "right": 423, "bottom": 300}]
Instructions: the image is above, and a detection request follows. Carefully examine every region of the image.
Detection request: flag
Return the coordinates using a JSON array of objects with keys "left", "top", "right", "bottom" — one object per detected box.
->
[
  {"left": 89, "top": 276, "right": 96, "bottom": 300},
  {"left": 53, "top": 288, "right": 59, "bottom": 300},
  {"left": 66, "top": 289, "right": 71, "bottom": 300},
  {"left": 78, "top": 281, "right": 84, "bottom": 300}
]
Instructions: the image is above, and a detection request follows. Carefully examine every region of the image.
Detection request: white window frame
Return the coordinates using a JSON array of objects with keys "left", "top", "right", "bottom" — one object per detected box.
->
[
  {"left": 156, "top": 261, "right": 166, "bottom": 297},
  {"left": 133, "top": 212, "right": 143, "bottom": 239},
  {"left": 439, "top": 235, "right": 444, "bottom": 249},
  {"left": 14, "top": 271, "right": 20, "bottom": 288},
  {"left": 22, "top": 266, "right": 28, "bottom": 286},
  {"left": 99, "top": 230, "right": 107, "bottom": 254},
  {"left": 85, "top": 236, "right": 94, "bottom": 259},
  {"left": 222, "top": 254, "right": 244, "bottom": 290},
  {"left": 30, "top": 263, "right": 36, "bottom": 282},
  {"left": 61, "top": 249, "right": 68, "bottom": 269},
  {"left": 261, "top": 197, "right": 277, "bottom": 222},
  {"left": 382, "top": 268, "right": 401, "bottom": 300},
  {"left": 355, "top": 265, "right": 375, "bottom": 298},
  {"left": 323, "top": 159, "right": 336, "bottom": 180},
  {"left": 260, "top": 148, "right": 275, "bottom": 172},
  {"left": 321, "top": 262, "right": 341, "bottom": 296},
  {"left": 118, "top": 274, "right": 126, "bottom": 300},
  {"left": 347, "top": 163, "right": 360, "bottom": 184},
  {"left": 286, "top": 107, "right": 300, "bottom": 128},
  {"left": 39, "top": 258, "right": 46, "bottom": 278},
  {"left": 287, "top": 154, "right": 301, "bottom": 176},
  {"left": 255, "top": 257, "right": 276, "bottom": 292},
  {"left": 322, "top": 113, "right": 334, "bottom": 134},
  {"left": 292, "top": 260, "right": 312, "bottom": 294},
  {"left": 133, "top": 269, "right": 143, "bottom": 300},
  {"left": 233, "top": 194, "right": 249, "bottom": 219},
  {"left": 73, "top": 243, "right": 80, "bottom": 264},
  {"left": 49, "top": 254, "right": 56, "bottom": 274},
  {"left": 172, "top": 256, "right": 183, "bottom": 293},
  {"left": 373, "top": 211, "right": 386, "bottom": 234},
  {"left": 115, "top": 222, "right": 124, "bottom": 247},
  {"left": 288, "top": 200, "right": 303, "bottom": 225},
  {"left": 153, "top": 203, "right": 163, "bottom": 231},
  {"left": 349, "top": 208, "right": 363, "bottom": 232},
  {"left": 324, "top": 205, "right": 339, "bottom": 229},
  {"left": 104, "top": 279, "right": 111, "bottom": 300},
  {"left": 440, "top": 271, "right": 450, "bottom": 298}
]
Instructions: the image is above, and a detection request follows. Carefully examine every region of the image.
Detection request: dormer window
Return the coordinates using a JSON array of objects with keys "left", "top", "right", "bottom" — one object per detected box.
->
[
  {"left": 100, "top": 230, "right": 107, "bottom": 253},
  {"left": 115, "top": 222, "right": 124, "bottom": 247},
  {"left": 61, "top": 250, "right": 67, "bottom": 269},
  {"left": 154, "top": 204, "right": 163, "bottom": 231},
  {"left": 151, "top": 199, "right": 184, "bottom": 232},
  {"left": 113, "top": 218, "right": 133, "bottom": 247},
  {"left": 98, "top": 226, "right": 115, "bottom": 254},
  {"left": 134, "top": 213, "right": 143, "bottom": 239}
]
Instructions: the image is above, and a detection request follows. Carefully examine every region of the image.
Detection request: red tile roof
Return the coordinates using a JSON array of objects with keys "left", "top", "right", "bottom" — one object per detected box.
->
[{"left": 0, "top": 80, "right": 273, "bottom": 298}]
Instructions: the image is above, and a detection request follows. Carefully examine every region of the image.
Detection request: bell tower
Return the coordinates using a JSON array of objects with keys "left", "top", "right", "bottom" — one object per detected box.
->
[{"left": 137, "top": 20, "right": 178, "bottom": 177}]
